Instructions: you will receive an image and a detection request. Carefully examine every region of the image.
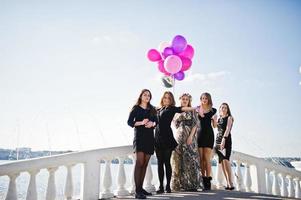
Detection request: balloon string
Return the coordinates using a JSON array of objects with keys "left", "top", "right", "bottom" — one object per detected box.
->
[{"left": 173, "top": 75, "right": 175, "bottom": 95}]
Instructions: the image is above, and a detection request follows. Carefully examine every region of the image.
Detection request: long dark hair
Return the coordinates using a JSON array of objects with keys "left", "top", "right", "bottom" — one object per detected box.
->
[
  {"left": 160, "top": 91, "right": 176, "bottom": 107},
  {"left": 219, "top": 102, "right": 234, "bottom": 122},
  {"left": 131, "top": 89, "right": 157, "bottom": 116}
]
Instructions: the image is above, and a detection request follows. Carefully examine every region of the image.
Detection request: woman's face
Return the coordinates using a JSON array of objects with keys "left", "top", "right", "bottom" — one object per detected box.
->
[
  {"left": 180, "top": 96, "right": 190, "bottom": 107},
  {"left": 220, "top": 105, "right": 228, "bottom": 116},
  {"left": 163, "top": 94, "right": 171, "bottom": 106},
  {"left": 201, "top": 95, "right": 208, "bottom": 105},
  {"left": 141, "top": 91, "right": 151, "bottom": 103}
]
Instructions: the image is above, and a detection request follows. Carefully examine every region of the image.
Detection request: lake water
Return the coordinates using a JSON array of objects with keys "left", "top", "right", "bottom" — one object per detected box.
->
[{"left": 0, "top": 161, "right": 221, "bottom": 200}]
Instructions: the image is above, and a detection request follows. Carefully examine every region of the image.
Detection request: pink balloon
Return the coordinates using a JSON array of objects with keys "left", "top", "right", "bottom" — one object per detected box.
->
[
  {"left": 179, "top": 44, "right": 194, "bottom": 59},
  {"left": 164, "top": 55, "right": 182, "bottom": 74},
  {"left": 147, "top": 49, "right": 161, "bottom": 62},
  {"left": 158, "top": 60, "right": 170, "bottom": 75},
  {"left": 180, "top": 56, "right": 192, "bottom": 71}
]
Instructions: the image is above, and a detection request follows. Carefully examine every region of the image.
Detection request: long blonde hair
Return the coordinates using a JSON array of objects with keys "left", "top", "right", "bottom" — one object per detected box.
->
[
  {"left": 200, "top": 92, "right": 213, "bottom": 110},
  {"left": 179, "top": 93, "right": 192, "bottom": 107}
]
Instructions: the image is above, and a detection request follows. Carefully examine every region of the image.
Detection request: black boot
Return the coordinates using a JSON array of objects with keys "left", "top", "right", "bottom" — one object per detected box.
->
[
  {"left": 165, "top": 184, "right": 171, "bottom": 193},
  {"left": 202, "top": 177, "right": 208, "bottom": 190},
  {"left": 207, "top": 176, "right": 212, "bottom": 190}
]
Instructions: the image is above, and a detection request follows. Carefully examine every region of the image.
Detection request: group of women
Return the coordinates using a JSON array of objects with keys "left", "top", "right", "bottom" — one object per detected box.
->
[{"left": 127, "top": 89, "right": 234, "bottom": 199}]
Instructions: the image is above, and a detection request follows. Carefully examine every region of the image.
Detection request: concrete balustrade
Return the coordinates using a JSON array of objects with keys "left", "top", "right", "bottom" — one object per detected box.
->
[
  {"left": 0, "top": 145, "right": 301, "bottom": 199},
  {"left": 64, "top": 164, "right": 74, "bottom": 199}
]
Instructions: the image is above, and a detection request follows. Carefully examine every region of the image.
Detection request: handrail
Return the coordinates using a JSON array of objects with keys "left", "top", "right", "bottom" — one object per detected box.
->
[{"left": 0, "top": 145, "right": 300, "bottom": 199}]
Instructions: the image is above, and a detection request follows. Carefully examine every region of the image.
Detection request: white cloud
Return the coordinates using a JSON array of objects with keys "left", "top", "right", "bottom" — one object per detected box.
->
[
  {"left": 152, "top": 71, "right": 230, "bottom": 86},
  {"left": 184, "top": 71, "right": 230, "bottom": 83},
  {"left": 91, "top": 30, "right": 140, "bottom": 45}
]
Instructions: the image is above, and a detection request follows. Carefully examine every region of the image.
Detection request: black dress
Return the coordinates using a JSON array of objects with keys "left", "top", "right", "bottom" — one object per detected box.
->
[
  {"left": 197, "top": 107, "right": 217, "bottom": 149},
  {"left": 127, "top": 105, "right": 157, "bottom": 155},
  {"left": 155, "top": 106, "right": 182, "bottom": 150},
  {"left": 215, "top": 116, "right": 232, "bottom": 162}
]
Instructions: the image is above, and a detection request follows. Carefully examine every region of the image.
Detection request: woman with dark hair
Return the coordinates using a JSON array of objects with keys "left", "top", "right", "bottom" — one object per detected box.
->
[
  {"left": 196, "top": 92, "right": 217, "bottom": 190},
  {"left": 155, "top": 91, "right": 194, "bottom": 194},
  {"left": 127, "top": 89, "right": 157, "bottom": 199},
  {"left": 215, "top": 103, "right": 234, "bottom": 190},
  {"left": 171, "top": 93, "right": 200, "bottom": 192}
]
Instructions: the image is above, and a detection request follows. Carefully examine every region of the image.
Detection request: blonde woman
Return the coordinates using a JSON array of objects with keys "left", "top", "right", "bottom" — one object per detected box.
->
[
  {"left": 196, "top": 92, "right": 217, "bottom": 190},
  {"left": 171, "top": 93, "right": 200, "bottom": 191},
  {"left": 155, "top": 91, "right": 194, "bottom": 193}
]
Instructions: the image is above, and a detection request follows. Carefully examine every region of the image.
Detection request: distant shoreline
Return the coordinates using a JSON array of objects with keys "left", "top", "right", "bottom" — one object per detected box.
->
[{"left": 0, "top": 148, "right": 299, "bottom": 168}]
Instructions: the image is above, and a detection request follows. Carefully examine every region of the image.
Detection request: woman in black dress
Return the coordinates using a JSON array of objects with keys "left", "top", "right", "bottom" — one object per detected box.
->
[
  {"left": 127, "top": 89, "right": 157, "bottom": 199},
  {"left": 155, "top": 91, "right": 194, "bottom": 193},
  {"left": 215, "top": 103, "right": 234, "bottom": 190},
  {"left": 197, "top": 92, "right": 217, "bottom": 190}
]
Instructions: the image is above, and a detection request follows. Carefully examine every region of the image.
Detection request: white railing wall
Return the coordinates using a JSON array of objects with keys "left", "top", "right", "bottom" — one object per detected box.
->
[
  {"left": 0, "top": 145, "right": 301, "bottom": 199},
  {"left": 213, "top": 151, "right": 301, "bottom": 198}
]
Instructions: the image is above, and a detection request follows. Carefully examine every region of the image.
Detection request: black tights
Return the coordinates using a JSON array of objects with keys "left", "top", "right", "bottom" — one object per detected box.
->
[
  {"left": 155, "top": 148, "right": 173, "bottom": 189},
  {"left": 134, "top": 152, "right": 151, "bottom": 193}
]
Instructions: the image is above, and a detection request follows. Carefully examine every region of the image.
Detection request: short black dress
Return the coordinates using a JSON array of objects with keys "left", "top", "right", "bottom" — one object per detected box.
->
[
  {"left": 215, "top": 116, "right": 232, "bottom": 163},
  {"left": 127, "top": 105, "right": 157, "bottom": 155},
  {"left": 155, "top": 106, "right": 182, "bottom": 150},
  {"left": 197, "top": 107, "right": 217, "bottom": 148}
]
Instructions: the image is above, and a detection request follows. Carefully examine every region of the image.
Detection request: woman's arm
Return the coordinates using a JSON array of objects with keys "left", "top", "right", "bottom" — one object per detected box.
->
[
  {"left": 136, "top": 119, "right": 149, "bottom": 127},
  {"left": 187, "top": 125, "right": 197, "bottom": 145},
  {"left": 127, "top": 107, "right": 149, "bottom": 127},
  {"left": 220, "top": 116, "right": 233, "bottom": 149},
  {"left": 223, "top": 116, "right": 233, "bottom": 137},
  {"left": 145, "top": 111, "right": 158, "bottom": 128},
  {"left": 211, "top": 114, "right": 218, "bottom": 128},
  {"left": 181, "top": 107, "right": 196, "bottom": 112}
]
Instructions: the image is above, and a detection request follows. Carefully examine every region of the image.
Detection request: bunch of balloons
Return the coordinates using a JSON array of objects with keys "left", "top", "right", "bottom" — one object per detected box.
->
[{"left": 147, "top": 35, "right": 194, "bottom": 87}]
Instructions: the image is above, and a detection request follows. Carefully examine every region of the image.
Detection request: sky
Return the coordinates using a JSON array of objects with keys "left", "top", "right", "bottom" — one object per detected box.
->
[{"left": 0, "top": 0, "right": 300, "bottom": 157}]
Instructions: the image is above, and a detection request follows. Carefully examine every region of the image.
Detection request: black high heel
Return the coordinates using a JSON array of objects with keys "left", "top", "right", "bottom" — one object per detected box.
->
[
  {"left": 156, "top": 186, "right": 164, "bottom": 194},
  {"left": 135, "top": 192, "right": 146, "bottom": 199},
  {"left": 142, "top": 189, "right": 152, "bottom": 196}
]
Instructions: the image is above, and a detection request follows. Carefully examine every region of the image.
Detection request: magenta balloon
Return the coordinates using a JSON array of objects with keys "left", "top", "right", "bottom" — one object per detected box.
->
[
  {"left": 179, "top": 44, "right": 194, "bottom": 59},
  {"left": 147, "top": 49, "right": 161, "bottom": 62},
  {"left": 162, "top": 47, "right": 174, "bottom": 58},
  {"left": 158, "top": 60, "right": 170, "bottom": 75},
  {"left": 174, "top": 71, "right": 185, "bottom": 81},
  {"left": 180, "top": 57, "right": 192, "bottom": 71},
  {"left": 164, "top": 55, "right": 182, "bottom": 74},
  {"left": 172, "top": 35, "right": 187, "bottom": 54}
]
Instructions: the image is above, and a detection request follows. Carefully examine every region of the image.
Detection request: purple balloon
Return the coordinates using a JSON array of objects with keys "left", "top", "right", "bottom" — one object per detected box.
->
[
  {"left": 162, "top": 47, "right": 174, "bottom": 58},
  {"left": 172, "top": 35, "right": 187, "bottom": 54},
  {"left": 174, "top": 71, "right": 185, "bottom": 81}
]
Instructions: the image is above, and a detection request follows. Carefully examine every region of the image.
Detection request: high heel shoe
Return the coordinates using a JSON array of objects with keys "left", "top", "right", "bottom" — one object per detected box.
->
[
  {"left": 135, "top": 192, "right": 146, "bottom": 199},
  {"left": 142, "top": 189, "right": 152, "bottom": 196},
  {"left": 156, "top": 186, "right": 164, "bottom": 194}
]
